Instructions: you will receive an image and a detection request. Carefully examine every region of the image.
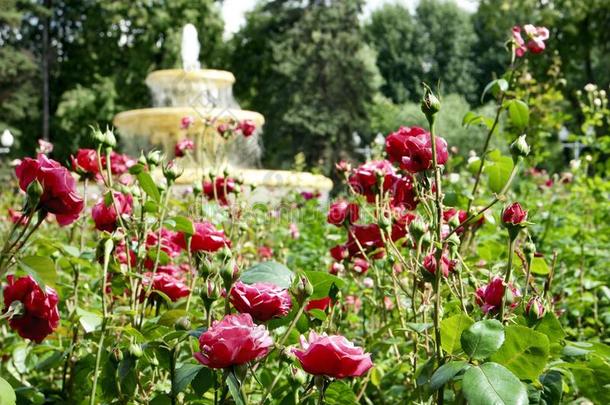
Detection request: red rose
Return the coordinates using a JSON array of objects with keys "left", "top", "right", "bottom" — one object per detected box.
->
[
  {"left": 175, "top": 221, "right": 231, "bottom": 253},
  {"left": 330, "top": 244, "right": 349, "bottom": 261},
  {"left": 141, "top": 272, "right": 190, "bottom": 302},
  {"left": 391, "top": 209, "right": 417, "bottom": 242},
  {"left": 385, "top": 126, "right": 428, "bottom": 164},
  {"left": 106, "top": 152, "right": 135, "bottom": 175},
  {"left": 306, "top": 297, "right": 333, "bottom": 313},
  {"left": 327, "top": 200, "right": 359, "bottom": 226},
  {"left": 15, "top": 154, "right": 84, "bottom": 226},
  {"left": 348, "top": 160, "right": 395, "bottom": 203},
  {"left": 258, "top": 246, "right": 273, "bottom": 260},
  {"left": 91, "top": 192, "right": 133, "bottom": 232},
  {"left": 346, "top": 224, "right": 385, "bottom": 259},
  {"left": 292, "top": 331, "right": 373, "bottom": 379},
  {"left": 114, "top": 239, "right": 136, "bottom": 265},
  {"left": 385, "top": 126, "right": 448, "bottom": 173},
  {"left": 352, "top": 258, "right": 369, "bottom": 274},
  {"left": 238, "top": 119, "right": 256, "bottom": 137},
  {"left": 203, "top": 177, "right": 237, "bottom": 205},
  {"left": 230, "top": 281, "right": 292, "bottom": 322},
  {"left": 3, "top": 275, "right": 60, "bottom": 343},
  {"left": 502, "top": 202, "right": 527, "bottom": 225},
  {"left": 180, "top": 116, "right": 195, "bottom": 130},
  {"left": 388, "top": 174, "right": 418, "bottom": 210},
  {"left": 71, "top": 148, "right": 100, "bottom": 177},
  {"left": 422, "top": 253, "right": 456, "bottom": 277},
  {"left": 194, "top": 313, "right": 273, "bottom": 369},
  {"left": 174, "top": 139, "right": 195, "bottom": 157},
  {"left": 147, "top": 228, "right": 182, "bottom": 258},
  {"left": 300, "top": 191, "right": 320, "bottom": 201},
  {"left": 475, "top": 277, "right": 521, "bottom": 314},
  {"left": 523, "top": 24, "right": 549, "bottom": 54}
]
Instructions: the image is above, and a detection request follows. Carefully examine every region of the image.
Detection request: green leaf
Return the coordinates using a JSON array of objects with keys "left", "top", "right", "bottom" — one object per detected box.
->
[
  {"left": 370, "top": 367, "right": 383, "bottom": 388},
  {"left": 308, "top": 308, "right": 327, "bottom": 321},
  {"left": 486, "top": 152, "right": 514, "bottom": 194},
  {"left": 440, "top": 313, "right": 474, "bottom": 354},
  {"left": 490, "top": 325, "right": 550, "bottom": 380},
  {"left": 430, "top": 361, "right": 469, "bottom": 391},
  {"left": 76, "top": 308, "right": 102, "bottom": 333},
  {"left": 530, "top": 256, "right": 549, "bottom": 275},
  {"left": 539, "top": 370, "right": 563, "bottom": 405},
  {"left": 158, "top": 309, "right": 187, "bottom": 327},
  {"left": 191, "top": 367, "right": 214, "bottom": 396},
  {"left": 461, "top": 320, "right": 505, "bottom": 360},
  {"left": 239, "top": 261, "right": 294, "bottom": 288},
  {"left": 136, "top": 171, "right": 160, "bottom": 202},
  {"left": 19, "top": 255, "right": 57, "bottom": 289},
  {"left": 324, "top": 380, "right": 357, "bottom": 405},
  {"left": 166, "top": 216, "right": 194, "bottom": 235},
  {"left": 506, "top": 99, "right": 529, "bottom": 130},
  {"left": 226, "top": 372, "right": 246, "bottom": 405},
  {"left": 481, "top": 78, "right": 509, "bottom": 102},
  {"left": 173, "top": 363, "right": 204, "bottom": 395},
  {"left": 463, "top": 362, "right": 528, "bottom": 405},
  {"left": 303, "top": 271, "right": 345, "bottom": 299},
  {"left": 0, "top": 376, "right": 16, "bottom": 405},
  {"left": 569, "top": 356, "right": 610, "bottom": 403},
  {"left": 534, "top": 312, "right": 565, "bottom": 345}
]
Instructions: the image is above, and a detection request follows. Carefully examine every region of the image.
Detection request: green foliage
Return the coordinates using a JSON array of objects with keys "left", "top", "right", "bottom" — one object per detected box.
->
[
  {"left": 462, "top": 362, "right": 528, "bottom": 405},
  {"left": 240, "top": 261, "right": 294, "bottom": 288},
  {"left": 461, "top": 320, "right": 505, "bottom": 360}
]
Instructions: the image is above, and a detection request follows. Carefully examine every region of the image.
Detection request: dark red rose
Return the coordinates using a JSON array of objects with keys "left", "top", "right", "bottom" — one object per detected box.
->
[
  {"left": 230, "top": 281, "right": 292, "bottom": 322},
  {"left": 352, "top": 258, "right": 369, "bottom": 274},
  {"left": 385, "top": 126, "right": 428, "bottom": 164},
  {"left": 175, "top": 221, "right": 231, "bottom": 253},
  {"left": 293, "top": 331, "right": 373, "bottom": 379},
  {"left": 3, "top": 275, "right": 60, "bottom": 343},
  {"left": 385, "top": 126, "right": 448, "bottom": 172},
  {"left": 391, "top": 209, "right": 417, "bottom": 242},
  {"left": 300, "top": 191, "right": 320, "bottom": 201},
  {"left": 327, "top": 200, "right": 359, "bottom": 226},
  {"left": 348, "top": 160, "right": 395, "bottom": 203},
  {"left": 175, "top": 139, "right": 195, "bottom": 157},
  {"left": 388, "top": 174, "right": 418, "bottom": 210},
  {"left": 422, "top": 253, "right": 456, "bottom": 277},
  {"left": 475, "top": 277, "right": 521, "bottom": 314},
  {"left": 194, "top": 313, "right": 273, "bottom": 369},
  {"left": 203, "top": 177, "right": 237, "bottom": 206},
  {"left": 346, "top": 224, "right": 385, "bottom": 259},
  {"left": 15, "top": 154, "right": 84, "bottom": 226},
  {"left": 141, "top": 272, "right": 190, "bottom": 302},
  {"left": 91, "top": 192, "right": 133, "bottom": 232},
  {"left": 306, "top": 297, "right": 333, "bottom": 313},
  {"left": 238, "top": 119, "right": 256, "bottom": 137},
  {"left": 71, "top": 148, "right": 100, "bottom": 177},
  {"left": 330, "top": 244, "right": 349, "bottom": 261},
  {"left": 502, "top": 202, "right": 527, "bottom": 225}
]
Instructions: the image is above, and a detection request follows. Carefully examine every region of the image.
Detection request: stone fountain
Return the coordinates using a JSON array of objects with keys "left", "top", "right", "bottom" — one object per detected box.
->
[{"left": 113, "top": 24, "right": 332, "bottom": 201}]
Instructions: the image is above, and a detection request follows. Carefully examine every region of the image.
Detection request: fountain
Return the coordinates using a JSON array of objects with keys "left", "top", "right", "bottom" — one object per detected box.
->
[{"left": 113, "top": 24, "right": 332, "bottom": 201}]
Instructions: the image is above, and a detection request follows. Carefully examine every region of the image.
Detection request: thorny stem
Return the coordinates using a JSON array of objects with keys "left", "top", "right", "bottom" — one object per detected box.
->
[{"left": 499, "top": 237, "right": 517, "bottom": 322}]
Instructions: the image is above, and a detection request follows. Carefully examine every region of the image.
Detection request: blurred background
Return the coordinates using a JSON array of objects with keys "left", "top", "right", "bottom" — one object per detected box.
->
[{"left": 0, "top": 0, "right": 608, "bottom": 174}]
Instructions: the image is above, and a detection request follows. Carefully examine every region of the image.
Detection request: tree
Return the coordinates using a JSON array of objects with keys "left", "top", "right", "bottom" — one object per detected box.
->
[
  {"left": 365, "top": 0, "right": 478, "bottom": 104},
  {"left": 230, "top": 0, "right": 378, "bottom": 172}
]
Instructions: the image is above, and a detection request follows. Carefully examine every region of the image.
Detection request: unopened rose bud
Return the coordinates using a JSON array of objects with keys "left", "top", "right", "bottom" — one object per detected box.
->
[
  {"left": 294, "top": 275, "right": 313, "bottom": 304},
  {"left": 147, "top": 150, "right": 164, "bottom": 167},
  {"left": 523, "top": 240, "right": 536, "bottom": 262},
  {"left": 175, "top": 316, "right": 191, "bottom": 331},
  {"left": 409, "top": 218, "right": 427, "bottom": 240},
  {"left": 221, "top": 264, "right": 234, "bottom": 290},
  {"left": 25, "top": 180, "right": 43, "bottom": 211},
  {"left": 526, "top": 297, "right": 545, "bottom": 320},
  {"left": 510, "top": 135, "right": 530, "bottom": 160},
  {"left": 102, "top": 129, "right": 117, "bottom": 148},
  {"left": 421, "top": 86, "right": 441, "bottom": 121},
  {"left": 163, "top": 161, "right": 183, "bottom": 183},
  {"left": 129, "top": 343, "right": 143, "bottom": 358},
  {"left": 448, "top": 213, "right": 461, "bottom": 228}
]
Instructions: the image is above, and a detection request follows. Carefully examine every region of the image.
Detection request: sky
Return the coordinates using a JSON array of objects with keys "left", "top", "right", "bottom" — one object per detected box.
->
[{"left": 221, "top": 0, "right": 479, "bottom": 37}]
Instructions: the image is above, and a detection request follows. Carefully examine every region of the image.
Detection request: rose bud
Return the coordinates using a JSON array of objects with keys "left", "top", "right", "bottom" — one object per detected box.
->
[
  {"left": 140, "top": 272, "right": 190, "bottom": 302},
  {"left": 175, "top": 139, "right": 195, "bottom": 157},
  {"left": 91, "top": 192, "right": 133, "bottom": 232},
  {"left": 475, "top": 277, "right": 521, "bottom": 314},
  {"left": 421, "top": 86, "right": 441, "bottom": 119},
  {"left": 352, "top": 258, "right": 369, "bottom": 275},
  {"left": 3, "top": 275, "right": 60, "bottom": 343},
  {"left": 71, "top": 148, "right": 101, "bottom": 178},
  {"left": 330, "top": 244, "right": 349, "bottom": 261},
  {"left": 230, "top": 281, "right": 292, "bottom": 322},
  {"left": 175, "top": 221, "right": 231, "bottom": 253},
  {"left": 502, "top": 202, "right": 528, "bottom": 226},
  {"left": 327, "top": 200, "right": 359, "bottom": 227},
  {"left": 329, "top": 262, "right": 344, "bottom": 275},
  {"left": 510, "top": 135, "right": 530, "bottom": 159},
  {"left": 512, "top": 26, "right": 527, "bottom": 57},
  {"left": 180, "top": 116, "right": 195, "bottom": 130},
  {"left": 292, "top": 331, "right": 373, "bottom": 379},
  {"left": 422, "top": 253, "right": 456, "bottom": 277},
  {"left": 194, "top": 313, "right": 273, "bottom": 369},
  {"left": 15, "top": 154, "right": 84, "bottom": 226},
  {"left": 526, "top": 297, "right": 546, "bottom": 320},
  {"left": 238, "top": 119, "right": 256, "bottom": 137}
]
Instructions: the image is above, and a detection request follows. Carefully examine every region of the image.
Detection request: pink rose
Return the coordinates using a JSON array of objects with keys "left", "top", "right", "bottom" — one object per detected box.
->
[
  {"left": 293, "top": 331, "right": 373, "bottom": 379},
  {"left": 71, "top": 148, "right": 100, "bottom": 178},
  {"left": 141, "top": 272, "right": 190, "bottom": 302},
  {"left": 91, "top": 192, "right": 133, "bottom": 232},
  {"left": 175, "top": 221, "right": 231, "bottom": 253},
  {"left": 475, "top": 277, "right": 521, "bottom": 314},
  {"left": 502, "top": 202, "right": 527, "bottom": 225},
  {"left": 175, "top": 139, "right": 195, "bottom": 157},
  {"left": 230, "top": 281, "right": 292, "bottom": 322}
]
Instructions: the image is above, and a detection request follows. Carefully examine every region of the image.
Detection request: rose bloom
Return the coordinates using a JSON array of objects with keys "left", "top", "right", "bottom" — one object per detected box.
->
[
  {"left": 391, "top": 209, "right": 417, "bottom": 242},
  {"left": 348, "top": 160, "right": 395, "bottom": 203},
  {"left": 443, "top": 207, "right": 483, "bottom": 234},
  {"left": 71, "top": 148, "right": 100, "bottom": 177},
  {"left": 475, "top": 277, "right": 521, "bottom": 314},
  {"left": 3, "top": 275, "right": 60, "bottom": 343},
  {"left": 388, "top": 174, "right": 418, "bottom": 210},
  {"left": 352, "top": 258, "right": 369, "bottom": 274},
  {"left": 293, "top": 331, "right": 373, "bottom": 379},
  {"left": 523, "top": 24, "right": 549, "bottom": 54},
  {"left": 258, "top": 246, "right": 273, "bottom": 260},
  {"left": 180, "top": 116, "right": 195, "bottom": 130},
  {"left": 140, "top": 272, "right": 190, "bottom": 302},
  {"left": 512, "top": 26, "right": 527, "bottom": 57},
  {"left": 306, "top": 297, "right": 333, "bottom": 313},
  {"left": 194, "top": 313, "right": 273, "bottom": 369},
  {"left": 238, "top": 119, "right": 256, "bottom": 137},
  {"left": 230, "top": 281, "right": 292, "bottom": 322},
  {"left": 327, "top": 200, "right": 359, "bottom": 226},
  {"left": 106, "top": 152, "right": 135, "bottom": 175},
  {"left": 147, "top": 228, "right": 182, "bottom": 258},
  {"left": 203, "top": 177, "right": 237, "bottom": 206},
  {"left": 91, "top": 192, "right": 133, "bottom": 232},
  {"left": 502, "top": 202, "right": 527, "bottom": 225},
  {"left": 385, "top": 126, "right": 448, "bottom": 173},
  {"left": 175, "top": 221, "right": 231, "bottom": 253},
  {"left": 422, "top": 253, "right": 456, "bottom": 277},
  {"left": 346, "top": 224, "right": 385, "bottom": 259},
  {"left": 174, "top": 139, "right": 195, "bottom": 157},
  {"left": 15, "top": 154, "right": 84, "bottom": 226},
  {"left": 37, "top": 139, "right": 53, "bottom": 154}
]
